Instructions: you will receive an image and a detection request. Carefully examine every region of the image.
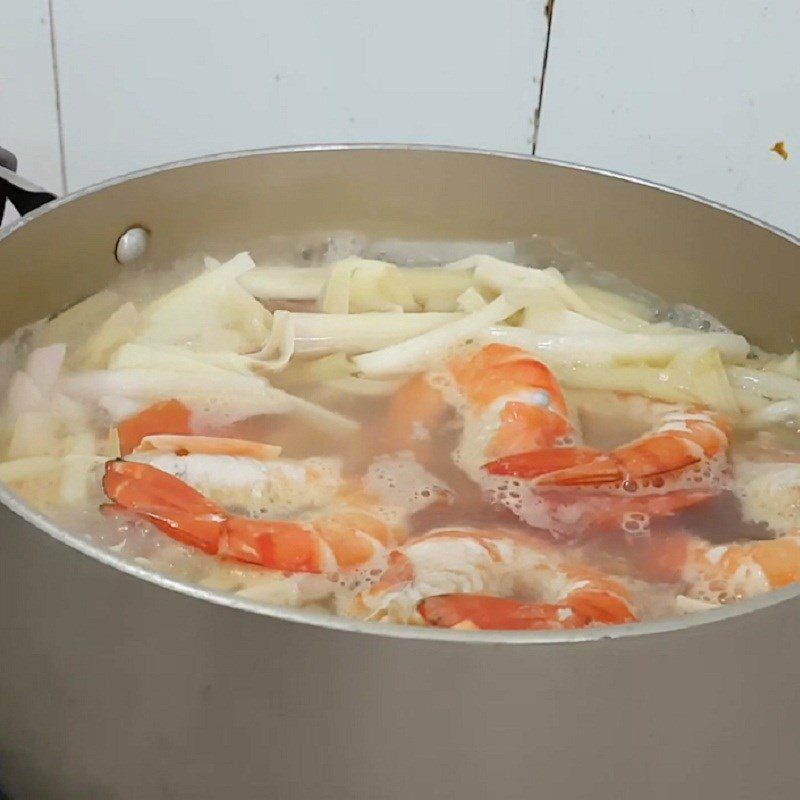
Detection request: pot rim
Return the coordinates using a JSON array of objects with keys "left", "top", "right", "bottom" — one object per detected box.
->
[{"left": 2, "top": 142, "right": 799, "bottom": 646}]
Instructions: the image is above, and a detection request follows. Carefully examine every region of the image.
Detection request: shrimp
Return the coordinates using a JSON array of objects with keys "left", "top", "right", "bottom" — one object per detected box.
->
[
  {"left": 109, "top": 423, "right": 375, "bottom": 574},
  {"left": 450, "top": 345, "right": 729, "bottom": 531},
  {"left": 418, "top": 591, "right": 631, "bottom": 631},
  {"left": 104, "top": 427, "right": 453, "bottom": 577},
  {"left": 385, "top": 344, "right": 587, "bottom": 520},
  {"left": 503, "top": 410, "right": 731, "bottom": 487},
  {"left": 621, "top": 529, "right": 800, "bottom": 604},
  {"left": 103, "top": 459, "right": 404, "bottom": 574},
  {"left": 116, "top": 399, "right": 191, "bottom": 455},
  {"left": 486, "top": 408, "right": 731, "bottom": 534},
  {"left": 348, "top": 527, "right": 637, "bottom": 629},
  {"left": 383, "top": 346, "right": 729, "bottom": 539},
  {"left": 384, "top": 343, "right": 575, "bottom": 460},
  {"left": 447, "top": 343, "right": 577, "bottom": 464},
  {"left": 388, "top": 344, "right": 731, "bottom": 536},
  {"left": 128, "top": 446, "right": 344, "bottom": 518},
  {"left": 114, "top": 401, "right": 343, "bottom": 516}
]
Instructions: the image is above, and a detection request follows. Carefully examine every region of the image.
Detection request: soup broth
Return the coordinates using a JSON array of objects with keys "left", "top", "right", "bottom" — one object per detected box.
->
[{"left": 2, "top": 234, "right": 799, "bottom": 630}]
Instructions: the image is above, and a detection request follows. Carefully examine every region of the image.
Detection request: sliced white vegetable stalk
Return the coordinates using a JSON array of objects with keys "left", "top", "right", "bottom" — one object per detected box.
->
[
  {"left": 457, "top": 255, "right": 651, "bottom": 333},
  {"left": 7, "top": 410, "right": 59, "bottom": 459},
  {"left": 764, "top": 351, "right": 800, "bottom": 380},
  {"left": 271, "top": 353, "right": 354, "bottom": 387},
  {"left": 60, "top": 369, "right": 273, "bottom": 401},
  {"left": 320, "top": 259, "right": 357, "bottom": 313},
  {"left": 0, "top": 454, "right": 107, "bottom": 486},
  {"left": 59, "top": 369, "right": 358, "bottom": 434},
  {"left": 59, "top": 431, "right": 98, "bottom": 505},
  {"left": 571, "top": 284, "right": 653, "bottom": 327},
  {"left": 6, "top": 370, "right": 45, "bottom": 416},
  {"left": 551, "top": 348, "right": 741, "bottom": 414},
  {"left": 239, "top": 266, "right": 329, "bottom": 300},
  {"left": 26, "top": 344, "right": 67, "bottom": 395},
  {"left": 675, "top": 595, "right": 719, "bottom": 614},
  {"left": 256, "top": 311, "right": 464, "bottom": 356},
  {"left": 109, "top": 343, "right": 260, "bottom": 376},
  {"left": 51, "top": 393, "right": 91, "bottom": 433},
  {"left": 442, "top": 256, "right": 481, "bottom": 272},
  {"left": 327, "top": 376, "right": 405, "bottom": 397},
  {"left": 400, "top": 269, "right": 476, "bottom": 311},
  {"left": 34, "top": 290, "right": 122, "bottom": 349},
  {"left": 676, "top": 347, "right": 741, "bottom": 415},
  {"left": 553, "top": 363, "right": 695, "bottom": 405},
  {"left": 728, "top": 367, "right": 800, "bottom": 403},
  {"left": 352, "top": 291, "right": 529, "bottom": 377},
  {"left": 136, "top": 252, "right": 270, "bottom": 353},
  {"left": 136, "top": 435, "right": 282, "bottom": 460},
  {"left": 72, "top": 302, "right": 139, "bottom": 369},
  {"left": 741, "top": 399, "right": 800, "bottom": 428},
  {"left": 251, "top": 310, "right": 295, "bottom": 369},
  {"left": 344, "top": 261, "right": 418, "bottom": 312},
  {"left": 448, "top": 255, "right": 561, "bottom": 291},
  {"left": 456, "top": 287, "right": 488, "bottom": 313},
  {"left": 6, "top": 344, "right": 68, "bottom": 420},
  {"left": 99, "top": 395, "right": 146, "bottom": 423},
  {"left": 373, "top": 268, "right": 419, "bottom": 312},
  {"left": 522, "top": 307, "right": 620, "bottom": 336},
  {"left": 481, "top": 327, "right": 750, "bottom": 366},
  {"left": 242, "top": 260, "right": 476, "bottom": 311},
  {"left": 320, "top": 257, "right": 419, "bottom": 313},
  {"left": 0, "top": 456, "right": 62, "bottom": 483},
  {"left": 733, "top": 392, "right": 770, "bottom": 414}
]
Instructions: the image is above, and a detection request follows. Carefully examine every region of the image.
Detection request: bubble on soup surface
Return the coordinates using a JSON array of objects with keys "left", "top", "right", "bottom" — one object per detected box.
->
[
  {"left": 321, "top": 233, "right": 367, "bottom": 262},
  {"left": 662, "top": 303, "right": 732, "bottom": 334},
  {"left": 363, "top": 453, "right": 450, "bottom": 517},
  {"left": 622, "top": 512, "right": 650, "bottom": 535},
  {"left": 733, "top": 461, "right": 800, "bottom": 536}
]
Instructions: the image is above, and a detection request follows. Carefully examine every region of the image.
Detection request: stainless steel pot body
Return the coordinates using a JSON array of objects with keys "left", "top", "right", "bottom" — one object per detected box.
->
[{"left": 0, "top": 147, "right": 798, "bottom": 800}]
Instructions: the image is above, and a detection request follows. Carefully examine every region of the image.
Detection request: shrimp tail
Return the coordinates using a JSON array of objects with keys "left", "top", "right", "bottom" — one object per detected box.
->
[
  {"left": 102, "top": 459, "right": 402, "bottom": 575},
  {"left": 103, "top": 459, "right": 225, "bottom": 554},
  {"left": 484, "top": 447, "right": 604, "bottom": 479},
  {"left": 534, "top": 413, "right": 730, "bottom": 489},
  {"left": 418, "top": 594, "right": 578, "bottom": 630},
  {"left": 103, "top": 460, "right": 324, "bottom": 571},
  {"left": 419, "top": 588, "right": 636, "bottom": 631},
  {"left": 223, "top": 518, "right": 322, "bottom": 572},
  {"left": 117, "top": 399, "right": 192, "bottom": 456},
  {"left": 565, "top": 588, "right": 637, "bottom": 625}
]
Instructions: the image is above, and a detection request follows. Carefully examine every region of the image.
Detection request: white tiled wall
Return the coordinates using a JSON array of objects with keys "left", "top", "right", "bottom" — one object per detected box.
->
[
  {"left": 537, "top": 0, "right": 799, "bottom": 236},
  {"left": 0, "top": 0, "right": 62, "bottom": 224},
  {"left": 51, "top": 0, "right": 546, "bottom": 189},
  {"left": 2, "top": 0, "right": 799, "bottom": 234}
]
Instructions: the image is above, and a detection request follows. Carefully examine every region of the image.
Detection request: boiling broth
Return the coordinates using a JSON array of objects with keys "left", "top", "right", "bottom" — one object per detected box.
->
[{"left": 2, "top": 234, "right": 799, "bottom": 629}]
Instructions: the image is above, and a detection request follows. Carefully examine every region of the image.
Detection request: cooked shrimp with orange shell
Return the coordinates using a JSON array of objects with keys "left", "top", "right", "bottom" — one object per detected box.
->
[{"left": 2, "top": 241, "right": 799, "bottom": 630}]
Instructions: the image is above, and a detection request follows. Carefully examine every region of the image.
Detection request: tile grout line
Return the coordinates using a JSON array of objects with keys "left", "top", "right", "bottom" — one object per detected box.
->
[
  {"left": 47, "top": 0, "right": 68, "bottom": 194},
  {"left": 532, "top": 0, "right": 556, "bottom": 155}
]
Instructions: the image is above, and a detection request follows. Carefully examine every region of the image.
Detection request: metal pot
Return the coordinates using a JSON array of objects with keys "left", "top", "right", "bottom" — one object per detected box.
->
[{"left": 1, "top": 146, "right": 798, "bottom": 800}]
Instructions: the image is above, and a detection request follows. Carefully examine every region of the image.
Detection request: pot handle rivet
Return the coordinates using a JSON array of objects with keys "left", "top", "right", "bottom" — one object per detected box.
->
[{"left": 115, "top": 226, "right": 150, "bottom": 264}]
